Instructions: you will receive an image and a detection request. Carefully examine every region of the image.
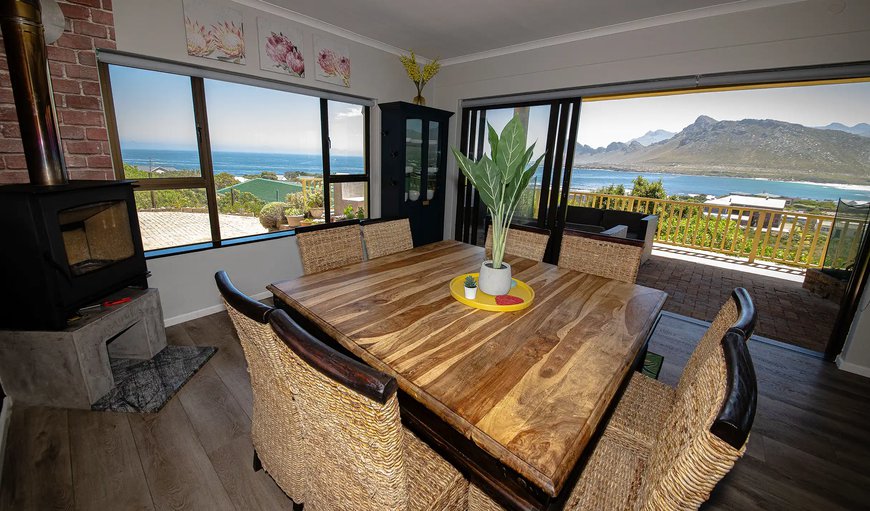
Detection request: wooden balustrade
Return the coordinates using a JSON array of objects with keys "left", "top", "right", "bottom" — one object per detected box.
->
[{"left": 564, "top": 192, "right": 859, "bottom": 269}]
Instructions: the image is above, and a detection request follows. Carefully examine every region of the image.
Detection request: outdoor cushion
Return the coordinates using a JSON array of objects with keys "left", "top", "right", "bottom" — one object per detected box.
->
[
  {"left": 602, "top": 209, "right": 645, "bottom": 236},
  {"left": 566, "top": 206, "right": 604, "bottom": 226}
]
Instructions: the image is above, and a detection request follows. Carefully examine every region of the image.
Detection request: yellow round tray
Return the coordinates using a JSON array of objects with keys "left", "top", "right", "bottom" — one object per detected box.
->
[{"left": 449, "top": 274, "right": 535, "bottom": 312}]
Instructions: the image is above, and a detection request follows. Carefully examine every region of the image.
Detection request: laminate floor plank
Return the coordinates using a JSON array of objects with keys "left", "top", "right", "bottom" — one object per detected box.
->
[
  {"left": 181, "top": 315, "right": 254, "bottom": 419},
  {"left": 0, "top": 406, "right": 73, "bottom": 511},
  {"left": 127, "top": 398, "right": 235, "bottom": 511},
  {"left": 67, "top": 410, "right": 154, "bottom": 510}
]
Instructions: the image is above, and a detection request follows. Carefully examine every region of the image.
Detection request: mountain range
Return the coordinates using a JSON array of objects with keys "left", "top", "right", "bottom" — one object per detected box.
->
[
  {"left": 574, "top": 116, "right": 870, "bottom": 185},
  {"left": 815, "top": 122, "right": 870, "bottom": 137}
]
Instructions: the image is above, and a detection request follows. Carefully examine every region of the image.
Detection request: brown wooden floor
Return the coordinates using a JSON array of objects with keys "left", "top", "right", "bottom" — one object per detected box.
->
[{"left": 2, "top": 310, "right": 869, "bottom": 510}]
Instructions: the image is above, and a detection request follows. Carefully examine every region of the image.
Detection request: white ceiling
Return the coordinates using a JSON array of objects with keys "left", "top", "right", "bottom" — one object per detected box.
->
[{"left": 259, "top": 0, "right": 795, "bottom": 62}]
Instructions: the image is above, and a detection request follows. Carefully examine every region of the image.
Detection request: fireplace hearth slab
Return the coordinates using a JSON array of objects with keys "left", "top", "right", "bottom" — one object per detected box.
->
[{"left": 91, "top": 345, "right": 216, "bottom": 413}]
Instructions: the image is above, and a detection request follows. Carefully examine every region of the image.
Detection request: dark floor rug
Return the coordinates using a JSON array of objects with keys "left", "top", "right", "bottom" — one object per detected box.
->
[
  {"left": 91, "top": 345, "right": 217, "bottom": 413},
  {"left": 642, "top": 351, "right": 664, "bottom": 380}
]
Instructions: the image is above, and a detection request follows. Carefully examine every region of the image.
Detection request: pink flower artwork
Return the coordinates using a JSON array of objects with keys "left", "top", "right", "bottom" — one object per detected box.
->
[
  {"left": 314, "top": 37, "right": 350, "bottom": 87},
  {"left": 257, "top": 18, "right": 305, "bottom": 78},
  {"left": 182, "top": 0, "right": 246, "bottom": 65},
  {"left": 264, "top": 32, "right": 304, "bottom": 77},
  {"left": 185, "top": 17, "right": 213, "bottom": 57},
  {"left": 212, "top": 21, "right": 245, "bottom": 64}
]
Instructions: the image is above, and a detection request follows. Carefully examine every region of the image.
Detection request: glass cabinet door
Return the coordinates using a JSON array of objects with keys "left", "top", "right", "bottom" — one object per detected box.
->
[
  {"left": 406, "top": 118, "right": 422, "bottom": 201},
  {"left": 427, "top": 120, "right": 440, "bottom": 200}
]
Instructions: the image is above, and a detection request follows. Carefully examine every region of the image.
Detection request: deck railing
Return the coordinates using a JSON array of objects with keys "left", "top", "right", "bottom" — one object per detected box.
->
[{"left": 565, "top": 192, "right": 863, "bottom": 269}]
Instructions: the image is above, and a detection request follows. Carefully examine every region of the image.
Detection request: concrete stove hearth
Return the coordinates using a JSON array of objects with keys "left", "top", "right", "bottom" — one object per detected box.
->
[{"left": 0, "top": 288, "right": 167, "bottom": 409}]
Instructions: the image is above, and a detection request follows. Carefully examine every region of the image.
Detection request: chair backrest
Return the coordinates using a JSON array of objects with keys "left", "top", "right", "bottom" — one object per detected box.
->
[
  {"left": 557, "top": 230, "right": 643, "bottom": 283},
  {"left": 268, "top": 310, "right": 408, "bottom": 511},
  {"left": 637, "top": 329, "right": 757, "bottom": 510},
  {"left": 361, "top": 217, "right": 413, "bottom": 259},
  {"left": 295, "top": 220, "right": 364, "bottom": 275},
  {"left": 484, "top": 223, "right": 551, "bottom": 262},
  {"left": 676, "top": 288, "right": 756, "bottom": 397},
  {"left": 214, "top": 271, "right": 305, "bottom": 504}
]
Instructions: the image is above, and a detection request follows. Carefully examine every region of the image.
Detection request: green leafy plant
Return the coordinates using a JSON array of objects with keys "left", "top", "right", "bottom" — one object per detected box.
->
[
  {"left": 356, "top": 206, "right": 366, "bottom": 219},
  {"left": 342, "top": 205, "right": 355, "bottom": 218},
  {"left": 451, "top": 115, "right": 545, "bottom": 269},
  {"left": 285, "top": 206, "right": 304, "bottom": 217},
  {"left": 464, "top": 275, "right": 477, "bottom": 288},
  {"left": 307, "top": 188, "right": 324, "bottom": 209}
]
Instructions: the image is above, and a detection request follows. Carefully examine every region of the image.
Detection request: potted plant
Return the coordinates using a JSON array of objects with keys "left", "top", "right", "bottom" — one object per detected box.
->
[
  {"left": 285, "top": 206, "right": 304, "bottom": 227},
  {"left": 307, "top": 188, "right": 325, "bottom": 218},
  {"left": 452, "top": 115, "right": 544, "bottom": 295},
  {"left": 463, "top": 275, "right": 478, "bottom": 299},
  {"left": 342, "top": 204, "right": 355, "bottom": 219}
]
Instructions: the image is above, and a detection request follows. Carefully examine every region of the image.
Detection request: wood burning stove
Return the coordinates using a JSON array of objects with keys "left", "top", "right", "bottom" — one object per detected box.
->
[
  {"left": 0, "top": 181, "right": 148, "bottom": 330},
  {"left": 0, "top": 1, "right": 148, "bottom": 329}
]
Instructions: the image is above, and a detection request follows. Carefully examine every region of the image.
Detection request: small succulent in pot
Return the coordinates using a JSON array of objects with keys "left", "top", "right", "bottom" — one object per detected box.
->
[{"left": 463, "top": 275, "right": 478, "bottom": 300}]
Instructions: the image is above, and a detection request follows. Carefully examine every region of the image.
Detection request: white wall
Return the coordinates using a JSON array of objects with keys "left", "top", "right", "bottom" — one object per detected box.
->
[
  {"left": 838, "top": 284, "right": 870, "bottom": 377},
  {"left": 112, "top": 0, "right": 417, "bottom": 324}
]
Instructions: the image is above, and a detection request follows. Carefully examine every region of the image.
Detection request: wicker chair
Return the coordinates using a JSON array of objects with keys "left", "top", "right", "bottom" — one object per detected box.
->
[
  {"left": 214, "top": 271, "right": 305, "bottom": 508},
  {"left": 607, "top": 288, "right": 757, "bottom": 451},
  {"left": 484, "top": 223, "right": 551, "bottom": 262},
  {"left": 295, "top": 220, "right": 364, "bottom": 275},
  {"left": 362, "top": 217, "right": 414, "bottom": 259},
  {"left": 469, "top": 327, "right": 757, "bottom": 511},
  {"left": 268, "top": 310, "right": 468, "bottom": 510},
  {"left": 557, "top": 229, "right": 644, "bottom": 283}
]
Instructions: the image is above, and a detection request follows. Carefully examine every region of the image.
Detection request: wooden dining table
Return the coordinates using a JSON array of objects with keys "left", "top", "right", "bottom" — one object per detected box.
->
[{"left": 268, "top": 239, "right": 666, "bottom": 510}]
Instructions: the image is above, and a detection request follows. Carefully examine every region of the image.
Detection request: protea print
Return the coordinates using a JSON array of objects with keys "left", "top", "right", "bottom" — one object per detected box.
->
[
  {"left": 317, "top": 48, "right": 350, "bottom": 86},
  {"left": 265, "top": 32, "right": 304, "bottom": 77},
  {"left": 185, "top": 17, "right": 213, "bottom": 57},
  {"left": 336, "top": 55, "right": 350, "bottom": 86},
  {"left": 212, "top": 21, "right": 245, "bottom": 63},
  {"left": 317, "top": 49, "right": 338, "bottom": 75}
]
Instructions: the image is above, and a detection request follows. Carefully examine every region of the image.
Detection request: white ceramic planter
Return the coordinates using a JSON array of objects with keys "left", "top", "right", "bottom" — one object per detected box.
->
[
  {"left": 408, "top": 190, "right": 420, "bottom": 201},
  {"left": 478, "top": 261, "right": 512, "bottom": 296},
  {"left": 464, "top": 286, "right": 477, "bottom": 300}
]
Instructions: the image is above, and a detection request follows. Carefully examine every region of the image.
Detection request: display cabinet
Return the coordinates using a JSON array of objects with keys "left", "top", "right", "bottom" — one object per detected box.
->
[{"left": 379, "top": 102, "right": 453, "bottom": 246}]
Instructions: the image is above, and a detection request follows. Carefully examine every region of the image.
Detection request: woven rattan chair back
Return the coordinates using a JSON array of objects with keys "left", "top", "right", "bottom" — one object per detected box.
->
[
  {"left": 362, "top": 218, "right": 414, "bottom": 259},
  {"left": 637, "top": 328, "right": 756, "bottom": 510},
  {"left": 677, "top": 288, "right": 756, "bottom": 397},
  {"left": 484, "top": 224, "right": 551, "bottom": 262},
  {"left": 214, "top": 271, "right": 305, "bottom": 504},
  {"left": 557, "top": 230, "right": 643, "bottom": 283},
  {"left": 295, "top": 220, "right": 364, "bottom": 275},
  {"left": 269, "top": 310, "right": 409, "bottom": 511}
]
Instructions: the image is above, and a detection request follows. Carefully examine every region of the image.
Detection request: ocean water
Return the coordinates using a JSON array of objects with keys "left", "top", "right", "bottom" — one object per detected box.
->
[
  {"left": 122, "top": 149, "right": 870, "bottom": 202},
  {"left": 122, "top": 148, "right": 364, "bottom": 176}
]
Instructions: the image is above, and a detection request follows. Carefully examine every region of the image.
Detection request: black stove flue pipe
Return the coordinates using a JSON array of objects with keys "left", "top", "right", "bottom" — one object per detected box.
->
[{"left": 0, "top": 0, "right": 68, "bottom": 186}]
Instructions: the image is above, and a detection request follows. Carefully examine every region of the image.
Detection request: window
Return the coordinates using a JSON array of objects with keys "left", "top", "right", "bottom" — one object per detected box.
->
[{"left": 101, "top": 62, "right": 370, "bottom": 255}]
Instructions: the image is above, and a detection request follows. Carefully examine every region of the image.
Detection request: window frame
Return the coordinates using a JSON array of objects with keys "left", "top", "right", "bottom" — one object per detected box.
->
[{"left": 99, "top": 59, "right": 372, "bottom": 257}]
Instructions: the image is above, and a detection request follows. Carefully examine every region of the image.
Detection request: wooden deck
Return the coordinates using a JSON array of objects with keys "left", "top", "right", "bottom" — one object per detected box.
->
[{"left": 2, "top": 310, "right": 869, "bottom": 510}]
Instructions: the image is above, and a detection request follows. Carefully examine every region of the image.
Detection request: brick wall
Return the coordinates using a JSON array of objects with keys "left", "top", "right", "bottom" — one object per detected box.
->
[{"left": 0, "top": 0, "right": 115, "bottom": 185}]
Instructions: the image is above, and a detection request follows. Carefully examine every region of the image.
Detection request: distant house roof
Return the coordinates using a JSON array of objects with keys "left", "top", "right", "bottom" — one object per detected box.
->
[
  {"left": 217, "top": 178, "right": 303, "bottom": 203},
  {"left": 150, "top": 166, "right": 179, "bottom": 174},
  {"left": 705, "top": 194, "right": 787, "bottom": 210}
]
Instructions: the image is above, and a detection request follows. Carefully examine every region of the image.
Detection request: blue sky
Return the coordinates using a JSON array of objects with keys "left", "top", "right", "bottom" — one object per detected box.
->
[
  {"left": 110, "top": 64, "right": 869, "bottom": 154},
  {"left": 109, "top": 65, "right": 364, "bottom": 155}
]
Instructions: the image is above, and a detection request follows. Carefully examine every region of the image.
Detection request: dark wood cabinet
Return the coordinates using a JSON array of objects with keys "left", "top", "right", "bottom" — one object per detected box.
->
[{"left": 379, "top": 102, "right": 454, "bottom": 246}]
